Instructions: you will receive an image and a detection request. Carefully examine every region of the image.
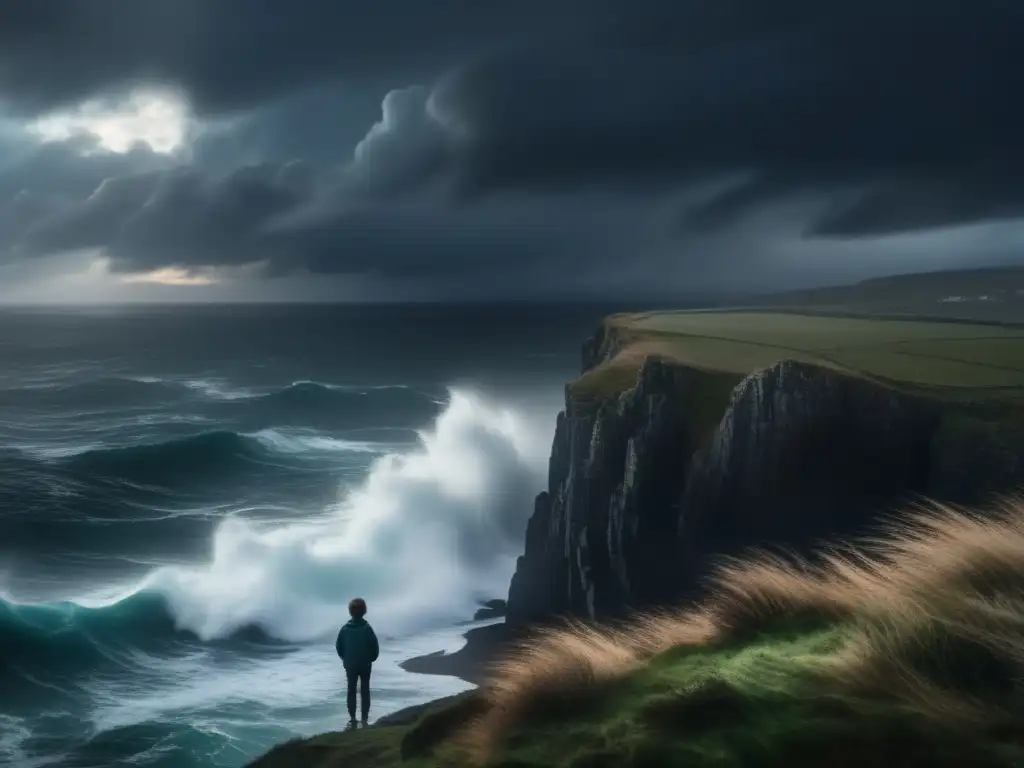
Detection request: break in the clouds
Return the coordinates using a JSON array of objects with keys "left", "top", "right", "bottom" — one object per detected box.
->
[{"left": 1, "top": 0, "right": 1024, "bottom": 301}]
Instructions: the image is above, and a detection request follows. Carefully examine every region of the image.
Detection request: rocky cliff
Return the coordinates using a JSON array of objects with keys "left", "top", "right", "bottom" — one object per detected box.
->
[{"left": 506, "top": 326, "right": 1024, "bottom": 624}]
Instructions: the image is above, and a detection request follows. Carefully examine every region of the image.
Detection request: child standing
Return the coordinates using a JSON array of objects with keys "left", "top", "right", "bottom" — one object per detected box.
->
[{"left": 334, "top": 597, "right": 380, "bottom": 724}]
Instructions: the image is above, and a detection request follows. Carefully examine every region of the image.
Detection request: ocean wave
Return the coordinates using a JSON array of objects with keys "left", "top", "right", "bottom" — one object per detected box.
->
[
  {"left": 60, "top": 431, "right": 272, "bottom": 487},
  {"left": 0, "top": 389, "right": 552, "bottom": 697},
  {"left": 0, "top": 377, "right": 186, "bottom": 410},
  {"left": 248, "top": 381, "right": 441, "bottom": 413},
  {"left": 0, "top": 376, "right": 444, "bottom": 436},
  {"left": 1, "top": 414, "right": 215, "bottom": 461},
  {"left": 2, "top": 391, "right": 549, "bottom": 681},
  {"left": 136, "top": 390, "right": 548, "bottom": 642},
  {"left": 180, "top": 378, "right": 256, "bottom": 401},
  {"left": 0, "top": 424, "right": 389, "bottom": 552},
  {"left": 250, "top": 428, "right": 385, "bottom": 455},
  {"left": 200, "top": 381, "right": 446, "bottom": 434},
  {"left": 52, "top": 427, "right": 394, "bottom": 488},
  {"left": 1, "top": 591, "right": 178, "bottom": 660},
  {"left": 0, "top": 591, "right": 280, "bottom": 688},
  {"left": 185, "top": 378, "right": 437, "bottom": 408}
]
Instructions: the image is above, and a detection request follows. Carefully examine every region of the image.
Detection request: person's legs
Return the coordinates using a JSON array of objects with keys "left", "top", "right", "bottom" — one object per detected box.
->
[
  {"left": 345, "top": 668, "right": 358, "bottom": 721},
  {"left": 359, "top": 667, "right": 371, "bottom": 722}
]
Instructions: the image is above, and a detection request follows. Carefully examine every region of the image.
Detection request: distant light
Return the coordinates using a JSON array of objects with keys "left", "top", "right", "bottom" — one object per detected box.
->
[
  {"left": 27, "top": 86, "right": 192, "bottom": 155},
  {"left": 120, "top": 267, "right": 215, "bottom": 286}
]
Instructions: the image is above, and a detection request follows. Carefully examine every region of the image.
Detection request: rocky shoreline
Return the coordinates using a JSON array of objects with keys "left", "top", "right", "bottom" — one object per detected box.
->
[{"left": 399, "top": 622, "right": 516, "bottom": 685}]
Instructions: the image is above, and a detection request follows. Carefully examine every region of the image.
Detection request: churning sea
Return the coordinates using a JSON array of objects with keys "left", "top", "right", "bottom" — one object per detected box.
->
[{"left": 0, "top": 303, "right": 615, "bottom": 768}]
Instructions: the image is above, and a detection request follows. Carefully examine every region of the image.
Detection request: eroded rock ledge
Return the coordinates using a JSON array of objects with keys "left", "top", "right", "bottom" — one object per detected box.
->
[{"left": 507, "top": 331, "right": 1024, "bottom": 624}]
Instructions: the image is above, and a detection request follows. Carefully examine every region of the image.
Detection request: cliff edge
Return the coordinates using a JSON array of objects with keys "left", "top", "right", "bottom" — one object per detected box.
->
[
  {"left": 506, "top": 310, "right": 1024, "bottom": 623},
  {"left": 247, "top": 310, "right": 1024, "bottom": 768},
  {"left": 249, "top": 497, "right": 1024, "bottom": 768}
]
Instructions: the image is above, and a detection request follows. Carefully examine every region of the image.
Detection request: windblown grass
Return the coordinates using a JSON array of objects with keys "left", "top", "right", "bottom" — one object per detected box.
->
[
  {"left": 248, "top": 496, "right": 1024, "bottom": 767},
  {"left": 459, "top": 496, "right": 1024, "bottom": 766}
]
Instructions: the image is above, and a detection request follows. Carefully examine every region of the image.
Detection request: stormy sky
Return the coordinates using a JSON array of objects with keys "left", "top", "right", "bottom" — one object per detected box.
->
[{"left": 1, "top": 0, "right": 1023, "bottom": 303}]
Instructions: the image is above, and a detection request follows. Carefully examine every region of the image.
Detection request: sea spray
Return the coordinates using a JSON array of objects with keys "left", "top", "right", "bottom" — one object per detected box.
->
[
  {"left": 0, "top": 386, "right": 550, "bottom": 768},
  {"left": 0, "top": 302, "right": 594, "bottom": 768},
  {"left": 74, "top": 389, "right": 548, "bottom": 645}
]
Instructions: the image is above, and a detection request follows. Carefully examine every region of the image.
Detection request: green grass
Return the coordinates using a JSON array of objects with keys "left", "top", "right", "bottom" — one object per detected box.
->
[
  {"left": 247, "top": 622, "right": 1024, "bottom": 768},
  {"left": 245, "top": 312, "right": 1024, "bottom": 768},
  {"left": 243, "top": 628, "right": 842, "bottom": 768},
  {"left": 490, "top": 625, "right": 845, "bottom": 768},
  {"left": 571, "top": 310, "right": 1024, "bottom": 405},
  {"left": 490, "top": 632, "right": 1020, "bottom": 768},
  {"left": 248, "top": 498, "right": 1024, "bottom": 768},
  {"left": 245, "top": 694, "right": 481, "bottom": 768}
]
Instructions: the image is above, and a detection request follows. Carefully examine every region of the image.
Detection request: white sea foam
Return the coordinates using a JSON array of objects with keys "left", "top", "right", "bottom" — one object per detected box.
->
[
  {"left": 287, "top": 380, "right": 415, "bottom": 392},
  {"left": 250, "top": 428, "right": 386, "bottom": 455},
  {"left": 142, "top": 389, "right": 550, "bottom": 641},
  {"left": 181, "top": 379, "right": 256, "bottom": 401}
]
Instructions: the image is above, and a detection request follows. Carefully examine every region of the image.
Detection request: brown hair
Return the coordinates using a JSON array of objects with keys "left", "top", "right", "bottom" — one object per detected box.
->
[{"left": 348, "top": 597, "right": 367, "bottom": 618}]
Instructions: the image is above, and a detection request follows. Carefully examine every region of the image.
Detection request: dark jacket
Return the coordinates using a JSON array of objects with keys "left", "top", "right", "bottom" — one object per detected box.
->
[{"left": 335, "top": 617, "right": 379, "bottom": 670}]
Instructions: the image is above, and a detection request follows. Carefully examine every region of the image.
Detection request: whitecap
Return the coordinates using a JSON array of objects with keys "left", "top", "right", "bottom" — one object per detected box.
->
[{"left": 140, "top": 388, "right": 551, "bottom": 642}]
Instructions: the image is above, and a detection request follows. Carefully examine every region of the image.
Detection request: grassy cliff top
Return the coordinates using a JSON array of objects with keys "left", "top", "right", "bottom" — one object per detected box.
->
[
  {"left": 570, "top": 310, "right": 1024, "bottom": 404},
  {"left": 249, "top": 498, "right": 1024, "bottom": 768}
]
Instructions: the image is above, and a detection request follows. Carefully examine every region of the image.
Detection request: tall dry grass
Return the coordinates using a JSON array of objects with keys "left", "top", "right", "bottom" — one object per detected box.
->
[{"left": 458, "top": 495, "right": 1024, "bottom": 760}]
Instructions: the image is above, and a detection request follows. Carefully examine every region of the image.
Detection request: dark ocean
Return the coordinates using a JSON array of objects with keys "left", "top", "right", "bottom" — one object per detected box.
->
[{"left": 0, "top": 303, "right": 616, "bottom": 768}]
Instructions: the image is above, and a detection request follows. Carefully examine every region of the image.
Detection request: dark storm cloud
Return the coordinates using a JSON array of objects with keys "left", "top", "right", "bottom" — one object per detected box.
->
[
  {"left": 0, "top": 136, "right": 172, "bottom": 200},
  {"left": 809, "top": 180, "right": 1024, "bottom": 238},
  {"left": 0, "top": 0, "right": 600, "bottom": 115},
  {"left": 16, "top": 163, "right": 310, "bottom": 270},
  {"left": 7, "top": 114, "right": 604, "bottom": 283},
  {"left": 14, "top": 156, "right": 620, "bottom": 282},
  {"left": 3, "top": 0, "right": 1024, "bottom": 294},
  {"left": 340, "top": 87, "right": 451, "bottom": 198},
  {"left": 427, "top": 0, "right": 1024, "bottom": 233},
  {"left": 259, "top": 194, "right": 609, "bottom": 279},
  {"left": 5, "top": 85, "right": 470, "bottom": 278},
  {"left": 189, "top": 84, "right": 389, "bottom": 170},
  {"left": 0, "top": 133, "right": 174, "bottom": 253}
]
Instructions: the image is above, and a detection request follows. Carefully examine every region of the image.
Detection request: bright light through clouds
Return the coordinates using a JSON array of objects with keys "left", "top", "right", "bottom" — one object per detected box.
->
[
  {"left": 120, "top": 267, "right": 216, "bottom": 286},
  {"left": 27, "top": 87, "right": 191, "bottom": 154}
]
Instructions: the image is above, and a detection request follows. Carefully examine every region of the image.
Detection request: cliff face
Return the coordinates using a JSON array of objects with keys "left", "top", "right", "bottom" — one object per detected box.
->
[
  {"left": 680, "top": 362, "right": 939, "bottom": 566},
  {"left": 508, "top": 361, "right": 704, "bottom": 621},
  {"left": 506, "top": 328, "right": 1024, "bottom": 624}
]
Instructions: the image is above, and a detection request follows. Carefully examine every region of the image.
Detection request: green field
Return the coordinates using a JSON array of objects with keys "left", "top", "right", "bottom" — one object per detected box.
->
[{"left": 572, "top": 311, "right": 1024, "bottom": 404}]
